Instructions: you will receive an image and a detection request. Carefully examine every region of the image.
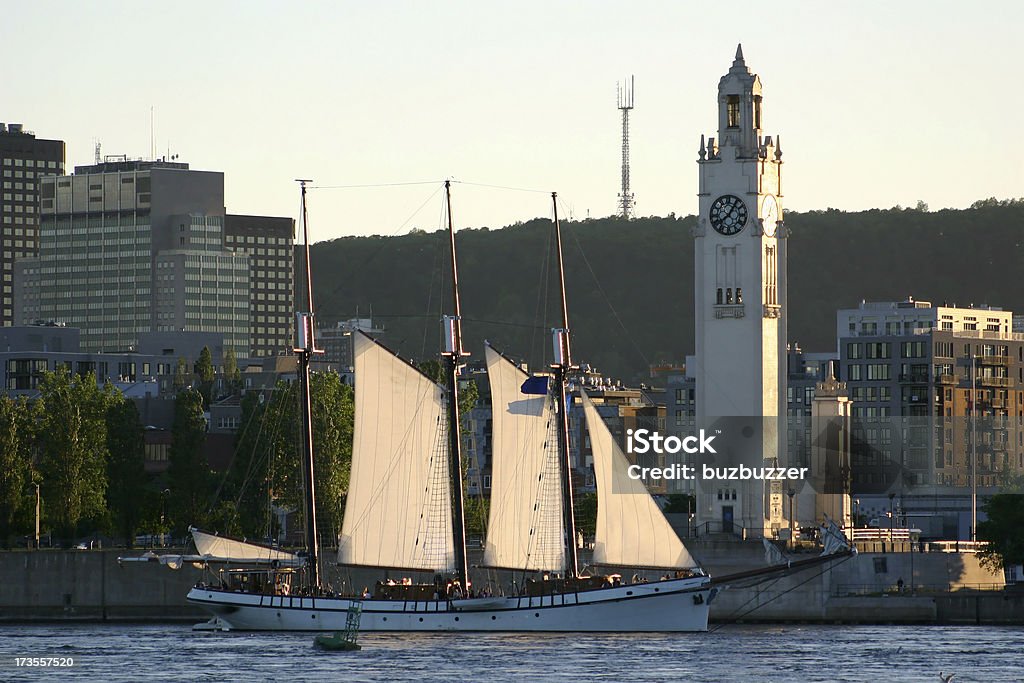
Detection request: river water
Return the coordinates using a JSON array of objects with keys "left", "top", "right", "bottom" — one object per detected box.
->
[{"left": 0, "top": 623, "right": 1021, "bottom": 682}]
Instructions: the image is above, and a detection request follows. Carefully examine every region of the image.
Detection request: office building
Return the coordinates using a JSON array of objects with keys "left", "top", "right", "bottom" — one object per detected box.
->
[
  {"left": 0, "top": 123, "right": 64, "bottom": 327},
  {"left": 224, "top": 214, "right": 294, "bottom": 358},
  {"left": 17, "top": 159, "right": 250, "bottom": 359}
]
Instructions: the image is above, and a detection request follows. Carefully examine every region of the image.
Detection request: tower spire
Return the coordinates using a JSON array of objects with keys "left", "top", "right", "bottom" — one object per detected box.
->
[
  {"left": 734, "top": 43, "right": 745, "bottom": 65},
  {"left": 616, "top": 76, "right": 636, "bottom": 219}
]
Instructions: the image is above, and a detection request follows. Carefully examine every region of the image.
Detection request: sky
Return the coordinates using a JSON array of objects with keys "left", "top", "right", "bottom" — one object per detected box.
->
[{"left": 3, "top": 1, "right": 1022, "bottom": 241}]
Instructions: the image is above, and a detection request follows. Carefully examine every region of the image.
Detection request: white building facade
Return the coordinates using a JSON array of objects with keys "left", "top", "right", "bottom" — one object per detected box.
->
[{"left": 693, "top": 46, "right": 788, "bottom": 536}]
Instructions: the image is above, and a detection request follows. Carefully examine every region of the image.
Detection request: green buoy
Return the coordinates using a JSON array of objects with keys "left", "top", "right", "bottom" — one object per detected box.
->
[{"left": 314, "top": 602, "right": 363, "bottom": 651}]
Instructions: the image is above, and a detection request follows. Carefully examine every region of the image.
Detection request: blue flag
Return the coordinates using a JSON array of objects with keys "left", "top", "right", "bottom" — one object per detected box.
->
[{"left": 520, "top": 376, "right": 548, "bottom": 395}]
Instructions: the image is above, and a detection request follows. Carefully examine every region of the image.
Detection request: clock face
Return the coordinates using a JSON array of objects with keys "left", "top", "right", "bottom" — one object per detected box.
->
[
  {"left": 709, "top": 194, "right": 747, "bottom": 235},
  {"left": 761, "top": 194, "right": 779, "bottom": 237}
]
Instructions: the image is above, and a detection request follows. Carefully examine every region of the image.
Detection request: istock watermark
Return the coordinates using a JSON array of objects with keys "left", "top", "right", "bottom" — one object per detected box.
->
[
  {"left": 624, "top": 462, "right": 809, "bottom": 482},
  {"left": 626, "top": 428, "right": 718, "bottom": 455}
]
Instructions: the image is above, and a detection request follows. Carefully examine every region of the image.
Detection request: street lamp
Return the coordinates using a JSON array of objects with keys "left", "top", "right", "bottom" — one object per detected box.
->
[
  {"left": 160, "top": 488, "right": 170, "bottom": 547},
  {"left": 33, "top": 482, "right": 40, "bottom": 550},
  {"left": 853, "top": 498, "right": 860, "bottom": 528},
  {"left": 787, "top": 488, "right": 795, "bottom": 547},
  {"left": 970, "top": 352, "right": 977, "bottom": 542}
]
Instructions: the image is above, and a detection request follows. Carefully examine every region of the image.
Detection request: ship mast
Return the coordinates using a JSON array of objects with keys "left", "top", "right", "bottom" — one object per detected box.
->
[
  {"left": 551, "top": 192, "right": 580, "bottom": 578},
  {"left": 295, "top": 179, "right": 322, "bottom": 592},
  {"left": 442, "top": 180, "right": 471, "bottom": 593}
]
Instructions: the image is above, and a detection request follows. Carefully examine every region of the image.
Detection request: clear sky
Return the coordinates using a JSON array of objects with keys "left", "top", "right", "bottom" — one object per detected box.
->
[{"left": 3, "top": 1, "right": 1021, "bottom": 240}]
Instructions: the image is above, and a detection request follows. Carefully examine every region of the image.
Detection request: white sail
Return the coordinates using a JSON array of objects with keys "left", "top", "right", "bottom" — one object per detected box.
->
[
  {"left": 190, "top": 528, "right": 303, "bottom": 566},
  {"left": 483, "top": 344, "right": 565, "bottom": 571},
  {"left": 582, "top": 391, "right": 696, "bottom": 569},
  {"left": 339, "top": 332, "right": 454, "bottom": 571}
]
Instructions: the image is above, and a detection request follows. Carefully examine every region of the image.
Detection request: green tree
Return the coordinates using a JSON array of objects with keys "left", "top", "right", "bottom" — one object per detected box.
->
[
  {"left": 105, "top": 399, "right": 150, "bottom": 547},
  {"left": 229, "top": 372, "right": 354, "bottom": 543},
  {"left": 0, "top": 397, "right": 33, "bottom": 547},
  {"left": 574, "top": 492, "right": 598, "bottom": 540},
  {"left": 233, "top": 384, "right": 299, "bottom": 539},
  {"left": 208, "top": 500, "right": 243, "bottom": 538},
  {"left": 173, "top": 357, "right": 190, "bottom": 392},
  {"left": 977, "top": 494, "right": 1024, "bottom": 571},
  {"left": 35, "top": 368, "right": 121, "bottom": 543},
  {"left": 195, "top": 346, "right": 215, "bottom": 408},
  {"left": 465, "top": 496, "right": 489, "bottom": 537},
  {"left": 308, "top": 372, "right": 354, "bottom": 542},
  {"left": 662, "top": 493, "right": 696, "bottom": 514},
  {"left": 167, "top": 389, "right": 211, "bottom": 534},
  {"left": 223, "top": 347, "right": 242, "bottom": 395}
]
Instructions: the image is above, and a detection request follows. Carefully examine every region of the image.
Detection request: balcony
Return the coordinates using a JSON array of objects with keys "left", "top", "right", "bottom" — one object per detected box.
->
[
  {"left": 936, "top": 374, "right": 957, "bottom": 384},
  {"left": 898, "top": 373, "right": 930, "bottom": 383},
  {"left": 977, "top": 376, "right": 1010, "bottom": 387},
  {"left": 976, "top": 355, "right": 1010, "bottom": 366}
]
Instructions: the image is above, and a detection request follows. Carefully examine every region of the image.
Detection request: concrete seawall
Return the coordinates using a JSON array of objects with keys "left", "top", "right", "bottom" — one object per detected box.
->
[
  {"left": 0, "top": 550, "right": 205, "bottom": 621},
  {"left": 690, "top": 539, "right": 1023, "bottom": 625},
  {"left": 0, "top": 547, "right": 1019, "bottom": 624}
]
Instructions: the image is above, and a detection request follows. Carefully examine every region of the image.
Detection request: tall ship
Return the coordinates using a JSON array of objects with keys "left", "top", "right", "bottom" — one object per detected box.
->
[{"left": 185, "top": 183, "right": 800, "bottom": 632}]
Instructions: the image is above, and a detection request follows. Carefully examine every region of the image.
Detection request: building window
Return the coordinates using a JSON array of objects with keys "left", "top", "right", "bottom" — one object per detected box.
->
[
  {"left": 727, "top": 95, "right": 740, "bottom": 128},
  {"left": 867, "top": 342, "right": 890, "bottom": 359}
]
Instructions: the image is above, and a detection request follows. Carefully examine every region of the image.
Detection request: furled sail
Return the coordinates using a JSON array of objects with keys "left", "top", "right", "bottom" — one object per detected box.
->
[
  {"left": 482, "top": 344, "right": 565, "bottom": 572},
  {"left": 190, "top": 528, "right": 303, "bottom": 566},
  {"left": 338, "top": 332, "right": 454, "bottom": 571},
  {"left": 582, "top": 391, "right": 696, "bottom": 569}
]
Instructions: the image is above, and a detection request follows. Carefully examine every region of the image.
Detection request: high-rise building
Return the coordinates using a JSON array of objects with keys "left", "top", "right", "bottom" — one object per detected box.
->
[
  {"left": 837, "top": 298, "right": 1024, "bottom": 499},
  {"left": 693, "top": 46, "right": 788, "bottom": 535},
  {"left": 224, "top": 214, "right": 294, "bottom": 358},
  {"left": 16, "top": 159, "right": 250, "bottom": 359},
  {"left": 0, "top": 123, "right": 65, "bottom": 327}
]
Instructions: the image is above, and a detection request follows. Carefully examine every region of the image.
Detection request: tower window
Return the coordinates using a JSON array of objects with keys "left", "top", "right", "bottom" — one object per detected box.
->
[
  {"left": 727, "top": 95, "right": 740, "bottom": 128},
  {"left": 716, "top": 288, "right": 723, "bottom": 305},
  {"left": 754, "top": 96, "right": 762, "bottom": 129},
  {"left": 736, "top": 288, "right": 743, "bottom": 304},
  {"left": 726, "top": 288, "right": 733, "bottom": 304}
]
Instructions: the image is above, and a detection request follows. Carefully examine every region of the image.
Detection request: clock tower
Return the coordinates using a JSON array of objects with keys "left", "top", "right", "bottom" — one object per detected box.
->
[{"left": 693, "top": 45, "right": 787, "bottom": 536}]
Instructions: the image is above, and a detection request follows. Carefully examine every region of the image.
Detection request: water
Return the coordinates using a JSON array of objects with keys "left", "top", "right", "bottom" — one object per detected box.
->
[{"left": 0, "top": 623, "right": 1021, "bottom": 682}]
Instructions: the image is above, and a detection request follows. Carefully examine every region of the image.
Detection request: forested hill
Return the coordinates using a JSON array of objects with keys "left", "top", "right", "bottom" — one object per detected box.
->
[{"left": 307, "top": 199, "right": 1024, "bottom": 384}]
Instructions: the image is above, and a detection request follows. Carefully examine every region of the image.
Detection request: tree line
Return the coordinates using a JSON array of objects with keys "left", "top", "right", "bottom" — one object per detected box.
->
[
  {"left": 308, "top": 198, "right": 1024, "bottom": 383},
  {"left": 0, "top": 344, "right": 288, "bottom": 549}
]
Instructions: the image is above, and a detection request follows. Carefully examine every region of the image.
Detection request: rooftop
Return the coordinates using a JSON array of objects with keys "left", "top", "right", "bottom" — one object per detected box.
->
[{"left": 73, "top": 157, "right": 190, "bottom": 174}]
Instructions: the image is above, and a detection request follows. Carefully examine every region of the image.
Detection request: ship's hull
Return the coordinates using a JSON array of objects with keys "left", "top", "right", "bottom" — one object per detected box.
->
[{"left": 187, "top": 576, "right": 715, "bottom": 632}]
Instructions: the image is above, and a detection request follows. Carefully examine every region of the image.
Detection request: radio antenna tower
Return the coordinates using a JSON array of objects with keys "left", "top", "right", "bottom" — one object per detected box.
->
[{"left": 616, "top": 76, "right": 635, "bottom": 219}]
